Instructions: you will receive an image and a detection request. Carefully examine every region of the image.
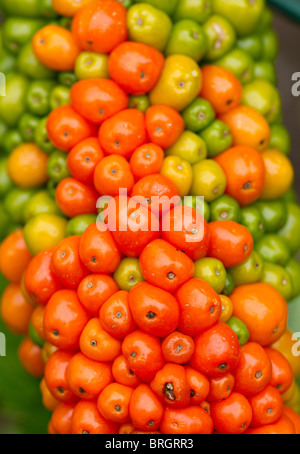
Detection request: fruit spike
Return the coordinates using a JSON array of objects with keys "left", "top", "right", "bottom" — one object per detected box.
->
[{"left": 0, "top": 0, "right": 300, "bottom": 435}]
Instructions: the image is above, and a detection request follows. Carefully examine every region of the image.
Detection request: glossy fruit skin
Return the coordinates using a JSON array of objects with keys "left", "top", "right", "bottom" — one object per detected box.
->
[
  {"left": 47, "top": 105, "right": 96, "bottom": 152},
  {"left": 71, "top": 400, "right": 119, "bottom": 434},
  {"left": 220, "top": 106, "right": 271, "bottom": 153},
  {"left": 66, "top": 215, "right": 97, "bottom": 237},
  {"left": 176, "top": 278, "right": 222, "bottom": 337},
  {"left": 162, "top": 332, "right": 195, "bottom": 365},
  {"left": 182, "top": 98, "right": 215, "bottom": 134},
  {"left": 213, "top": 0, "right": 265, "bottom": 37},
  {"left": 71, "top": 0, "right": 128, "bottom": 54},
  {"left": 249, "top": 385, "right": 283, "bottom": 428},
  {"left": 104, "top": 195, "right": 160, "bottom": 258},
  {"left": 50, "top": 403, "right": 75, "bottom": 435},
  {"left": 219, "top": 295, "right": 234, "bottom": 323},
  {"left": 128, "top": 94, "right": 150, "bottom": 113},
  {"left": 234, "top": 342, "right": 271, "bottom": 399},
  {"left": 97, "top": 383, "right": 133, "bottom": 424},
  {"left": 265, "top": 348, "right": 294, "bottom": 395},
  {"left": 210, "top": 195, "right": 241, "bottom": 223},
  {"left": 75, "top": 51, "right": 109, "bottom": 80},
  {"left": 166, "top": 131, "right": 208, "bottom": 165},
  {"left": 67, "top": 137, "right": 103, "bottom": 185},
  {"left": 70, "top": 78, "right": 128, "bottom": 125},
  {"left": 231, "top": 283, "right": 288, "bottom": 347},
  {"left": 127, "top": 3, "right": 172, "bottom": 52},
  {"left": 191, "top": 160, "right": 227, "bottom": 202},
  {"left": 260, "top": 150, "right": 294, "bottom": 201},
  {"left": 200, "top": 120, "right": 233, "bottom": 158},
  {"left": 67, "top": 352, "right": 112, "bottom": 400},
  {"left": 33, "top": 25, "right": 80, "bottom": 71},
  {"left": 78, "top": 274, "right": 118, "bottom": 317},
  {"left": 131, "top": 174, "right": 180, "bottom": 217},
  {"left": 100, "top": 290, "right": 136, "bottom": 340},
  {"left": 229, "top": 251, "right": 264, "bottom": 287},
  {"left": 149, "top": 55, "right": 202, "bottom": 112},
  {"left": 203, "top": 15, "right": 235, "bottom": 61},
  {"left": 150, "top": 363, "right": 190, "bottom": 409},
  {"left": 43, "top": 289, "right": 90, "bottom": 351},
  {"left": 226, "top": 316, "right": 249, "bottom": 347},
  {"left": 255, "top": 200, "right": 287, "bottom": 233},
  {"left": 51, "top": 236, "right": 89, "bottom": 290},
  {"left": 240, "top": 205, "right": 265, "bottom": 242},
  {"left": 145, "top": 105, "right": 185, "bottom": 149},
  {"left": 161, "top": 156, "right": 193, "bottom": 198},
  {"left": 242, "top": 80, "right": 281, "bottom": 125},
  {"left": 129, "top": 282, "right": 179, "bottom": 338},
  {"left": 55, "top": 178, "right": 98, "bottom": 218},
  {"left": 94, "top": 155, "right": 134, "bottom": 197},
  {"left": 79, "top": 223, "right": 121, "bottom": 275},
  {"left": 207, "top": 221, "right": 253, "bottom": 268},
  {"left": 161, "top": 405, "right": 213, "bottom": 435},
  {"left": 245, "top": 414, "right": 295, "bottom": 435},
  {"left": 24, "top": 247, "right": 62, "bottom": 306},
  {"left": 112, "top": 355, "right": 141, "bottom": 388},
  {"left": 162, "top": 205, "right": 210, "bottom": 261},
  {"left": 165, "top": 20, "right": 207, "bottom": 62},
  {"left": 113, "top": 258, "right": 144, "bottom": 292},
  {"left": 214, "top": 146, "right": 265, "bottom": 207},
  {"left": 200, "top": 65, "right": 242, "bottom": 115},
  {"left": 139, "top": 239, "right": 195, "bottom": 294},
  {"left": 262, "top": 263, "right": 293, "bottom": 301},
  {"left": 99, "top": 109, "right": 146, "bottom": 158},
  {"left": 109, "top": 41, "right": 165, "bottom": 95},
  {"left": 122, "top": 330, "right": 164, "bottom": 383},
  {"left": 80, "top": 318, "right": 122, "bottom": 362},
  {"left": 186, "top": 367, "right": 210, "bottom": 404},
  {"left": 283, "top": 407, "right": 300, "bottom": 434},
  {"left": 129, "top": 384, "right": 164, "bottom": 432},
  {"left": 129, "top": 143, "right": 164, "bottom": 180},
  {"left": 190, "top": 322, "right": 240, "bottom": 377},
  {"left": 207, "top": 373, "right": 234, "bottom": 403},
  {"left": 211, "top": 392, "right": 252, "bottom": 435}
]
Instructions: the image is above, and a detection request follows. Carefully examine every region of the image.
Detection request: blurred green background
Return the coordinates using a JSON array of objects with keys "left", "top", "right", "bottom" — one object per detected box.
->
[
  {"left": 0, "top": 274, "right": 51, "bottom": 434},
  {"left": 0, "top": 1, "right": 300, "bottom": 435}
]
